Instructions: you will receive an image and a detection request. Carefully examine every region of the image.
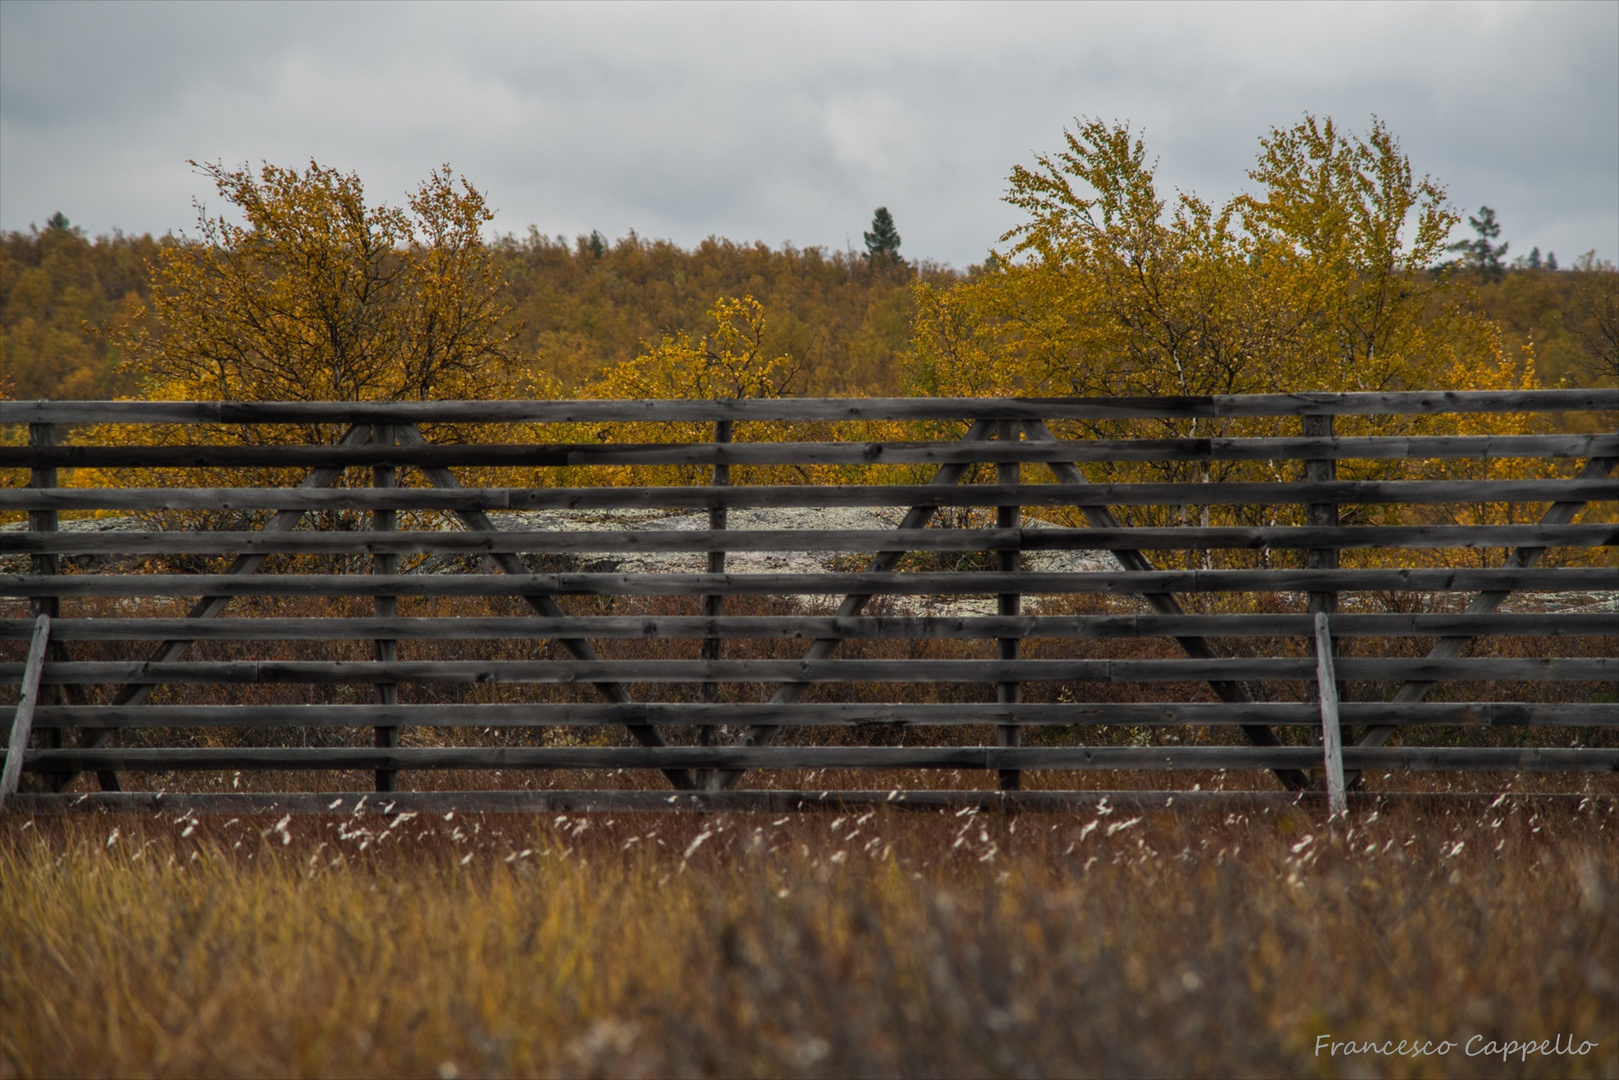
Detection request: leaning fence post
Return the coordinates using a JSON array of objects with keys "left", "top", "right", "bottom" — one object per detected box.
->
[
  {"left": 0, "top": 614, "right": 52, "bottom": 810},
  {"left": 996, "top": 419, "right": 1023, "bottom": 791},
  {"left": 1314, "top": 612, "right": 1348, "bottom": 818},
  {"left": 699, "top": 419, "right": 732, "bottom": 789},
  {"left": 373, "top": 424, "right": 399, "bottom": 792}
]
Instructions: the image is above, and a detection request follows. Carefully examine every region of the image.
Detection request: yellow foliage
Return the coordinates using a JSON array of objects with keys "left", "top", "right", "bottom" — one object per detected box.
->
[
  {"left": 899, "top": 117, "right": 1579, "bottom": 561},
  {"left": 113, "top": 159, "right": 520, "bottom": 424},
  {"left": 906, "top": 116, "right": 1498, "bottom": 410},
  {"left": 568, "top": 296, "right": 804, "bottom": 486}
]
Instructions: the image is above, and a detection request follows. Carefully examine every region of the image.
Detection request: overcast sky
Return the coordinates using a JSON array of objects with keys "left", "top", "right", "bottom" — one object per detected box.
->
[{"left": 2, "top": 1, "right": 1615, "bottom": 268}]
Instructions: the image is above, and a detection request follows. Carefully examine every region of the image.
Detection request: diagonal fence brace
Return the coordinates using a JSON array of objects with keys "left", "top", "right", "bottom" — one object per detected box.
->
[
  {"left": 714, "top": 418, "right": 998, "bottom": 790},
  {"left": 396, "top": 424, "right": 696, "bottom": 791},
  {"left": 1021, "top": 418, "right": 1311, "bottom": 791},
  {"left": 53, "top": 424, "right": 373, "bottom": 793},
  {"left": 1349, "top": 453, "right": 1619, "bottom": 786}
]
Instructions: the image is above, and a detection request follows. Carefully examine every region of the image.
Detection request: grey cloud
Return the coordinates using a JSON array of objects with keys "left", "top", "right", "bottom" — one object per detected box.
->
[{"left": 1, "top": 0, "right": 1613, "bottom": 266}]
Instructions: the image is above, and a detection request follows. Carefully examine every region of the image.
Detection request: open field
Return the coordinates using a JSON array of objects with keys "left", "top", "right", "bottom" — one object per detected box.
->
[{"left": 3, "top": 800, "right": 1615, "bottom": 1079}]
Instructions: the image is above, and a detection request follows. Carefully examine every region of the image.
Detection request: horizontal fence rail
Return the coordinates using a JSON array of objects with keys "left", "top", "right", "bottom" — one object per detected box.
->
[
  {"left": 5, "top": 433, "right": 1617, "bottom": 469},
  {"left": 8, "top": 479, "right": 1617, "bottom": 512},
  {"left": 4, "top": 612, "right": 1611, "bottom": 640},
  {"left": 4, "top": 388, "right": 1615, "bottom": 424},
  {"left": 3, "top": 568, "right": 1611, "bottom": 598},
  {"left": 3, "top": 390, "right": 1616, "bottom": 810}
]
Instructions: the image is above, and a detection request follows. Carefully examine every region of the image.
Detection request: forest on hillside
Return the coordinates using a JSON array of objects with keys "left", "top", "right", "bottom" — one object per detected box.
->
[
  {"left": 2, "top": 117, "right": 1615, "bottom": 404},
  {"left": 0, "top": 217, "right": 948, "bottom": 402}
]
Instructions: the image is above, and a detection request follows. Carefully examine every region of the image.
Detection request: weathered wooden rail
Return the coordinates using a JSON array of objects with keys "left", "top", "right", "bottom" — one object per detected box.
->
[{"left": 2, "top": 391, "right": 1616, "bottom": 813}]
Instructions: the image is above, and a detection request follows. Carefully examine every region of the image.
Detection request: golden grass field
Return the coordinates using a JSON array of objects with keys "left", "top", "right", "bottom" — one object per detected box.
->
[{"left": 3, "top": 797, "right": 1615, "bottom": 1079}]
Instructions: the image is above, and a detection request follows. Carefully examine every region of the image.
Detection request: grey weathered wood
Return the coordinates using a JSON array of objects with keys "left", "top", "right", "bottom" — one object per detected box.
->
[
  {"left": 26, "top": 423, "right": 58, "bottom": 615},
  {"left": 1303, "top": 413, "right": 1342, "bottom": 758},
  {"left": 698, "top": 419, "right": 732, "bottom": 781},
  {"left": 372, "top": 424, "right": 399, "bottom": 792},
  {"left": 1023, "top": 415, "right": 1285, "bottom": 792},
  {"left": 20, "top": 655, "right": 1610, "bottom": 685},
  {"left": 9, "top": 394, "right": 1614, "bottom": 804},
  {"left": 722, "top": 420, "right": 997, "bottom": 788},
  {"left": 13, "top": 522, "right": 1617, "bottom": 557},
  {"left": 102, "top": 422, "right": 372, "bottom": 707},
  {"left": 0, "top": 614, "right": 51, "bottom": 809},
  {"left": 9, "top": 478, "right": 1614, "bottom": 512},
  {"left": 20, "top": 744, "right": 1619, "bottom": 773},
  {"left": 8, "top": 611, "right": 1613, "bottom": 642},
  {"left": 24, "top": 423, "right": 69, "bottom": 792},
  {"left": 8, "top": 433, "right": 1616, "bottom": 470},
  {"left": 20, "top": 788, "right": 1599, "bottom": 816},
  {"left": 1303, "top": 414, "right": 1340, "bottom": 619},
  {"left": 395, "top": 424, "right": 694, "bottom": 791},
  {"left": 30, "top": 700, "right": 1617, "bottom": 729},
  {"left": 997, "top": 419, "right": 1022, "bottom": 791},
  {"left": 7, "top": 566, "right": 1608, "bottom": 599},
  {"left": 5, "top": 388, "right": 1615, "bottom": 425},
  {"left": 1353, "top": 454, "right": 1619, "bottom": 774},
  {"left": 42, "top": 424, "right": 376, "bottom": 794},
  {"left": 1314, "top": 613, "right": 1348, "bottom": 817}
]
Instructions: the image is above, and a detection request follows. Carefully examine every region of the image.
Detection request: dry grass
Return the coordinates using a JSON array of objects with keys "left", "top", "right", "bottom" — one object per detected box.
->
[{"left": 2, "top": 801, "right": 1615, "bottom": 1079}]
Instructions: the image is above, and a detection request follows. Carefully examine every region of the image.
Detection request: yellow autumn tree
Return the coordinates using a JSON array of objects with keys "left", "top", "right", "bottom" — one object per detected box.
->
[
  {"left": 574, "top": 296, "right": 804, "bottom": 486},
  {"left": 906, "top": 116, "right": 1496, "bottom": 405},
  {"left": 903, "top": 116, "right": 1543, "bottom": 561},
  {"left": 92, "top": 161, "right": 528, "bottom": 537},
  {"left": 117, "top": 159, "right": 520, "bottom": 410}
]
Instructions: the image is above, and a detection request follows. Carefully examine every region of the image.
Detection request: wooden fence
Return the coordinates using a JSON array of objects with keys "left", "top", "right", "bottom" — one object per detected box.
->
[{"left": 2, "top": 391, "right": 1616, "bottom": 813}]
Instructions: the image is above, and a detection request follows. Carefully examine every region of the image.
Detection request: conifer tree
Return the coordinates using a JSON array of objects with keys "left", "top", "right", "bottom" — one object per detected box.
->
[
  {"left": 1448, "top": 206, "right": 1509, "bottom": 279},
  {"left": 863, "top": 207, "right": 902, "bottom": 262}
]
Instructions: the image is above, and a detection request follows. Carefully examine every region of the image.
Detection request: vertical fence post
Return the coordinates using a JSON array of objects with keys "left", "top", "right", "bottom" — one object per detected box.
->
[
  {"left": 699, "top": 419, "right": 732, "bottom": 790},
  {"left": 27, "top": 423, "right": 66, "bottom": 790},
  {"left": 1302, "top": 413, "right": 1342, "bottom": 766},
  {"left": 373, "top": 424, "right": 399, "bottom": 792},
  {"left": 996, "top": 419, "right": 1022, "bottom": 790}
]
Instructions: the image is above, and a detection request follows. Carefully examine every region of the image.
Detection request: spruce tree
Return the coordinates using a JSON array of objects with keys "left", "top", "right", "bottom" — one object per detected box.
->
[
  {"left": 863, "top": 207, "right": 902, "bottom": 263},
  {"left": 1447, "top": 206, "right": 1509, "bottom": 279}
]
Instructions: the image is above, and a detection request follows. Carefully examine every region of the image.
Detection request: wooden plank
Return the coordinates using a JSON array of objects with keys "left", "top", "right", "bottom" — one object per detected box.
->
[
  {"left": 395, "top": 424, "right": 694, "bottom": 791},
  {"left": 13, "top": 612, "right": 1613, "bottom": 642},
  {"left": 14, "top": 522, "right": 1618, "bottom": 557},
  {"left": 7, "top": 567, "right": 1610, "bottom": 599},
  {"left": 9, "top": 478, "right": 1614, "bottom": 512},
  {"left": 21, "top": 656, "right": 1612, "bottom": 685},
  {"left": 6, "top": 388, "right": 1616, "bottom": 425},
  {"left": 0, "top": 614, "right": 51, "bottom": 808},
  {"left": 9, "top": 433, "right": 1617, "bottom": 470},
  {"left": 20, "top": 744, "right": 1619, "bottom": 773},
  {"left": 31, "top": 700, "right": 1618, "bottom": 729},
  {"left": 997, "top": 419, "right": 1022, "bottom": 791},
  {"left": 1303, "top": 413, "right": 1342, "bottom": 762},
  {"left": 698, "top": 419, "right": 732, "bottom": 782},
  {"left": 1353, "top": 454, "right": 1619, "bottom": 774},
  {"left": 1303, "top": 413, "right": 1340, "bottom": 637},
  {"left": 721, "top": 420, "right": 997, "bottom": 788},
  {"left": 1314, "top": 613, "right": 1348, "bottom": 817},
  {"left": 21, "top": 788, "right": 1581, "bottom": 816},
  {"left": 25, "top": 423, "right": 69, "bottom": 793},
  {"left": 43, "top": 424, "right": 374, "bottom": 794},
  {"left": 372, "top": 424, "right": 399, "bottom": 793}
]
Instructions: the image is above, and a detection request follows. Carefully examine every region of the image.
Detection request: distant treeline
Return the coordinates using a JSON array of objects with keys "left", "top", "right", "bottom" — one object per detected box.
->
[
  {"left": 0, "top": 220, "right": 957, "bottom": 401},
  {"left": 0, "top": 211, "right": 1612, "bottom": 403}
]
